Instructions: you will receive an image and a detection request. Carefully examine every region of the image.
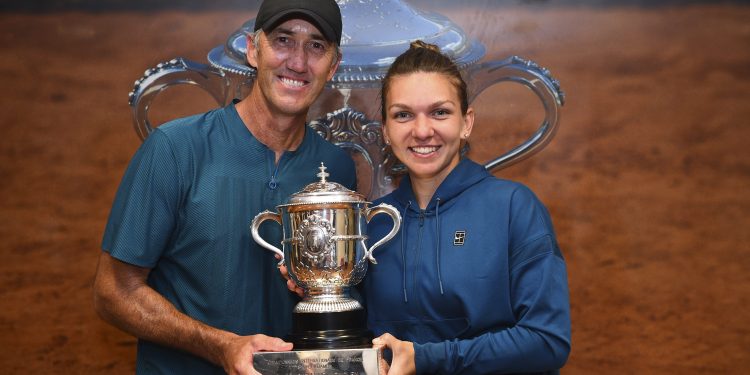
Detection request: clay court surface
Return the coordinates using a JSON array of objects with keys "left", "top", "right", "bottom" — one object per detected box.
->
[{"left": 1, "top": 3, "right": 749, "bottom": 373}]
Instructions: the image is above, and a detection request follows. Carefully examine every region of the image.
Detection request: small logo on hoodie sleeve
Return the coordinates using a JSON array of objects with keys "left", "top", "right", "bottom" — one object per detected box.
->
[{"left": 453, "top": 230, "right": 466, "bottom": 246}]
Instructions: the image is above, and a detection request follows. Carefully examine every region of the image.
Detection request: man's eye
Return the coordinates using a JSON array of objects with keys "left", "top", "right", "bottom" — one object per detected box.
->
[
  {"left": 307, "top": 41, "right": 328, "bottom": 54},
  {"left": 274, "top": 36, "right": 292, "bottom": 46}
]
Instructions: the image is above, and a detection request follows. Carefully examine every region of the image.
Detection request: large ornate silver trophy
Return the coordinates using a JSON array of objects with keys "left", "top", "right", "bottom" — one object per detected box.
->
[
  {"left": 251, "top": 163, "right": 400, "bottom": 372},
  {"left": 128, "top": 0, "right": 564, "bottom": 200}
]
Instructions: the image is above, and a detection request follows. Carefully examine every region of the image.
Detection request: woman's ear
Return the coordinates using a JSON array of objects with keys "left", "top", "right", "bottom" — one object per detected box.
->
[{"left": 462, "top": 107, "right": 475, "bottom": 139}]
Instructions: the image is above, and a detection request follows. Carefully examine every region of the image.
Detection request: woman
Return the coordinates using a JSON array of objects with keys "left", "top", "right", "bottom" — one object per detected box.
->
[{"left": 361, "top": 41, "right": 571, "bottom": 374}]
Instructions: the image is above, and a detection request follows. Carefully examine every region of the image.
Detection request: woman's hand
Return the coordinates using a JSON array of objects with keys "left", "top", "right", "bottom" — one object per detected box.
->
[
  {"left": 276, "top": 255, "right": 304, "bottom": 297},
  {"left": 373, "top": 333, "right": 416, "bottom": 375}
]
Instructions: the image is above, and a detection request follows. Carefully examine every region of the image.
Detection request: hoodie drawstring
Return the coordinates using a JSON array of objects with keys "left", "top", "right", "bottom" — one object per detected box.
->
[
  {"left": 435, "top": 198, "right": 445, "bottom": 295},
  {"left": 401, "top": 201, "right": 412, "bottom": 303},
  {"left": 401, "top": 199, "right": 445, "bottom": 302}
]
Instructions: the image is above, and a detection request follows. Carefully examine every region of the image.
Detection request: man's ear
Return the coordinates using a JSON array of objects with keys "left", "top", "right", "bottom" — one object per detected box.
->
[
  {"left": 326, "top": 50, "right": 342, "bottom": 81},
  {"left": 246, "top": 32, "right": 259, "bottom": 68}
]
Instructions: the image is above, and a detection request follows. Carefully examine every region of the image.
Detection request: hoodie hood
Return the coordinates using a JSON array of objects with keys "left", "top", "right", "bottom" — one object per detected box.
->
[
  {"left": 390, "top": 158, "right": 492, "bottom": 214},
  {"left": 376, "top": 159, "right": 492, "bottom": 301}
]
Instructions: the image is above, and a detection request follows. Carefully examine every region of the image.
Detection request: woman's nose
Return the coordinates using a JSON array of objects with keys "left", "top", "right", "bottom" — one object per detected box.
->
[{"left": 412, "top": 115, "right": 434, "bottom": 139}]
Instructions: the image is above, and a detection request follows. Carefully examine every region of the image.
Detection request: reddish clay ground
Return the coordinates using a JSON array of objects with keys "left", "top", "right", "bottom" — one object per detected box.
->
[{"left": 1, "top": 4, "right": 748, "bottom": 374}]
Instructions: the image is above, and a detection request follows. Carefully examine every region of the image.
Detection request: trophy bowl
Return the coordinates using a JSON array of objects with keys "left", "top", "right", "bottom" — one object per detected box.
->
[{"left": 251, "top": 163, "right": 400, "bottom": 349}]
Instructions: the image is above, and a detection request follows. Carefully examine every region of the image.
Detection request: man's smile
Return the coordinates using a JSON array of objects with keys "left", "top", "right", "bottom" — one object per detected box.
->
[{"left": 279, "top": 76, "right": 308, "bottom": 88}]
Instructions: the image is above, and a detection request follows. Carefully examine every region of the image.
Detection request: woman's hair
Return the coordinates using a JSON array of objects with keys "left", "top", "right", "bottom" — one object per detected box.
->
[{"left": 380, "top": 40, "right": 469, "bottom": 121}]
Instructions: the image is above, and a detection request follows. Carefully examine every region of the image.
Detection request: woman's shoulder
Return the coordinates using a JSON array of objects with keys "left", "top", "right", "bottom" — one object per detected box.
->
[
  {"left": 463, "top": 176, "right": 548, "bottom": 217},
  {"left": 372, "top": 191, "right": 399, "bottom": 207},
  {"left": 471, "top": 174, "right": 535, "bottom": 196}
]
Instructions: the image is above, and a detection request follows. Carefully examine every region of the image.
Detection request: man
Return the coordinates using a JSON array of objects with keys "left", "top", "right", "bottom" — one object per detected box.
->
[{"left": 93, "top": 1, "right": 356, "bottom": 373}]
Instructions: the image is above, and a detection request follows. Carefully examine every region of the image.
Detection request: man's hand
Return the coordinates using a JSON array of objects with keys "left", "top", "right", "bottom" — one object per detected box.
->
[
  {"left": 220, "top": 334, "right": 293, "bottom": 375},
  {"left": 93, "top": 252, "right": 291, "bottom": 374},
  {"left": 373, "top": 333, "right": 416, "bottom": 375}
]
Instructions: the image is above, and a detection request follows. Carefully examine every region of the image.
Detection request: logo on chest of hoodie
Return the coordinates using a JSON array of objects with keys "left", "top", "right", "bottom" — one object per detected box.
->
[{"left": 453, "top": 230, "right": 466, "bottom": 246}]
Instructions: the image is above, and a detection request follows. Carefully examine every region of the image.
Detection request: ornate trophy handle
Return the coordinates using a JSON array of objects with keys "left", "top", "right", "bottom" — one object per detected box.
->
[
  {"left": 128, "top": 58, "right": 231, "bottom": 140},
  {"left": 251, "top": 210, "right": 285, "bottom": 267},
  {"left": 364, "top": 203, "right": 402, "bottom": 264},
  {"left": 466, "top": 56, "right": 565, "bottom": 171}
]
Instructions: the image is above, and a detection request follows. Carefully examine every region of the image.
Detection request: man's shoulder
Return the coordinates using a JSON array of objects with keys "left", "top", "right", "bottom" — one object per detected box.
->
[
  {"left": 305, "top": 126, "right": 349, "bottom": 154},
  {"left": 155, "top": 107, "right": 226, "bottom": 140},
  {"left": 303, "top": 127, "right": 354, "bottom": 165},
  {"left": 302, "top": 127, "right": 357, "bottom": 188}
]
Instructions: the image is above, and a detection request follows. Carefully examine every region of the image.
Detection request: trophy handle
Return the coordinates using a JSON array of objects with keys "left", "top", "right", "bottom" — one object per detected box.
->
[
  {"left": 128, "top": 57, "right": 232, "bottom": 140},
  {"left": 251, "top": 210, "right": 284, "bottom": 267},
  {"left": 466, "top": 55, "right": 565, "bottom": 171},
  {"left": 364, "top": 203, "right": 402, "bottom": 264}
]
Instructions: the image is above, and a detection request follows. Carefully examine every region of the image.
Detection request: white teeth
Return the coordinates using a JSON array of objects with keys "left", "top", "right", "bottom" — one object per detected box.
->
[
  {"left": 280, "top": 77, "right": 305, "bottom": 87},
  {"left": 411, "top": 146, "right": 439, "bottom": 155}
]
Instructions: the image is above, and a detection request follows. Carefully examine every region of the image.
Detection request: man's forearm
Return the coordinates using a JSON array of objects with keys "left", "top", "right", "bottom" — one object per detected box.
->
[{"left": 93, "top": 253, "right": 233, "bottom": 367}]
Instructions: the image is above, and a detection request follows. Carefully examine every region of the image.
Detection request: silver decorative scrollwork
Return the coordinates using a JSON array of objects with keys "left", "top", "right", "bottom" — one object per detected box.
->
[
  {"left": 296, "top": 214, "right": 336, "bottom": 268},
  {"left": 309, "top": 107, "right": 398, "bottom": 199}
]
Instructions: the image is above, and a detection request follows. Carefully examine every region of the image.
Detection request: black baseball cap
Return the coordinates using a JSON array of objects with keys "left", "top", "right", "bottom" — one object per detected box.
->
[{"left": 254, "top": 0, "right": 343, "bottom": 45}]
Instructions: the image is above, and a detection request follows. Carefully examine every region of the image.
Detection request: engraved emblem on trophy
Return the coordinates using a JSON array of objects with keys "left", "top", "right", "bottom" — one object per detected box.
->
[{"left": 251, "top": 163, "right": 401, "bottom": 373}]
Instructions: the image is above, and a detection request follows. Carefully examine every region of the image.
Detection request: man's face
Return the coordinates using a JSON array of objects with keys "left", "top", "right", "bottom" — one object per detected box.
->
[{"left": 247, "top": 18, "right": 341, "bottom": 117}]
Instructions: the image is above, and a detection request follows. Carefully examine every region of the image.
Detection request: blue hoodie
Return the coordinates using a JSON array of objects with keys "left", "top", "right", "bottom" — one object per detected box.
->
[{"left": 360, "top": 159, "right": 570, "bottom": 375}]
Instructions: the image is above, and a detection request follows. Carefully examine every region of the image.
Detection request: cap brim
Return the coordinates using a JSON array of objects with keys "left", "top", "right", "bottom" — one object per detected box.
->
[{"left": 258, "top": 9, "right": 337, "bottom": 44}]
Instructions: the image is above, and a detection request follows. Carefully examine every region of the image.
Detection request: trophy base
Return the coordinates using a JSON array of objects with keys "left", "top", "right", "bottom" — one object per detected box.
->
[
  {"left": 253, "top": 348, "right": 381, "bottom": 374},
  {"left": 289, "top": 309, "right": 373, "bottom": 350}
]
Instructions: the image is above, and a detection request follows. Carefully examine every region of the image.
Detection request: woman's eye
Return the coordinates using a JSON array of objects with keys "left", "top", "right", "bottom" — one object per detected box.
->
[
  {"left": 392, "top": 112, "right": 412, "bottom": 121},
  {"left": 433, "top": 109, "right": 450, "bottom": 117}
]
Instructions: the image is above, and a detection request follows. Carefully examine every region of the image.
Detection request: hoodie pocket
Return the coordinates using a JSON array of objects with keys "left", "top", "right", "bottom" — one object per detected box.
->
[{"left": 372, "top": 317, "right": 471, "bottom": 343}]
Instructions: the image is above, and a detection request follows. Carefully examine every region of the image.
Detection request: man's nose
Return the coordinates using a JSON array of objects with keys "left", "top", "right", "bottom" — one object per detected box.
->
[{"left": 286, "top": 43, "right": 307, "bottom": 73}]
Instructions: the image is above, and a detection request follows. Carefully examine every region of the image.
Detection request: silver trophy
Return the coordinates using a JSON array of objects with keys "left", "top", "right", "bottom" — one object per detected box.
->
[{"left": 251, "top": 163, "right": 400, "bottom": 372}]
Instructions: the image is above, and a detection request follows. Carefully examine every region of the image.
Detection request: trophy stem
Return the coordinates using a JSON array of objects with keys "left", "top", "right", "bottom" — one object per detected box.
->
[{"left": 289, "top": 309, "right": 373, "bottom": 350}]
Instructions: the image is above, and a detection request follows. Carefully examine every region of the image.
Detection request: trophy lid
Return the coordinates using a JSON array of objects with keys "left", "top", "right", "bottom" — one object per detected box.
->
[
  {"left": 208, "top": 0, "right": 485, "bottom": 85},
  {"left": 285, "top": 163, "right": 367, "bottom": 205}
]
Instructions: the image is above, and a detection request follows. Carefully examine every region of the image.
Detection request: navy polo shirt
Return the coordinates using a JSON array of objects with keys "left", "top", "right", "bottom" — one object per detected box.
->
[{"left": 102, "top": 103, "right": 356, "bottom": 374}]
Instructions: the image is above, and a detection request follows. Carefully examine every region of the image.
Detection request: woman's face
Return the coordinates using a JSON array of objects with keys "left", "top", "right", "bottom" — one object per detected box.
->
[{"left": 384, "top": 71, "right": 474, "bottom": 183}]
